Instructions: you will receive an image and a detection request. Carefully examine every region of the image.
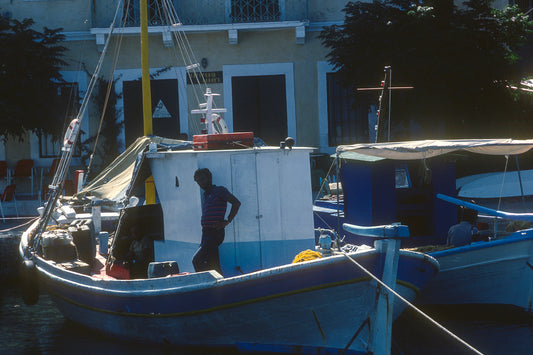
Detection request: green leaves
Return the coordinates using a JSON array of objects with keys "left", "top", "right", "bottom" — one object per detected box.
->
[
  {"left": 0, "top": 16, "right": 68, "bottom": 140},
  {"left": 319, "top": 0, "right": 533, "bottom": 139}
]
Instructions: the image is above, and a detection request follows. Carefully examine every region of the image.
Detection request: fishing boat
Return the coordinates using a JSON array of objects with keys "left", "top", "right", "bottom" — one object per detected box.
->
[
  {"left": 456, "top": 169, "right": 533, "bottom": 212},
  {"left": 315, "top": 139, "right": 533, "bottom": 311},
  {"left": 17, "top": 1, "right": 439, "bottom": 354},
  {"left": 18, "top": 133, "right": 440, "bottom": 354}
]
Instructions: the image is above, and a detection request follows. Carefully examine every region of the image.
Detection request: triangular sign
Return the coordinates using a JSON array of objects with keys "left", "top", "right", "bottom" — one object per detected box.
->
[{"left": 153, "top": 99, "right": 171, "bottom": 119}]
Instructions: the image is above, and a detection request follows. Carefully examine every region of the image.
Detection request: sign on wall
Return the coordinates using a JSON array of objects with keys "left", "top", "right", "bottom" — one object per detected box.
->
[{"left": 187, "top": 71, "right": 223, "bottom": 85}]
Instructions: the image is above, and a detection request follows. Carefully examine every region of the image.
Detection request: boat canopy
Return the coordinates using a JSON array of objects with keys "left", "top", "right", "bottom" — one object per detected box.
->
[
  {"left": 73, "top": 136, "right": 189, "bottom": 203},
  {"left": 337, "top": 139, "right": 533, "bottom": 161}
]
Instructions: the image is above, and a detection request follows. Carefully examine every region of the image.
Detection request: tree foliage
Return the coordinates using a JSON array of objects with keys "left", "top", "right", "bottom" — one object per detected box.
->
[
  {"left": 0, "top": 15, "right": 69, "bottom": 140},
  {"left": 319, "top": 0, "right": 533, "bottom": 139}
]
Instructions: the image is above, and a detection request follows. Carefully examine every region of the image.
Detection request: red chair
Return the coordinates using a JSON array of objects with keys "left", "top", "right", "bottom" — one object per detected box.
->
[
  {"left": 0, "top": 184, "right": 18, "bottom": 223},
  {"left": 0, "top": 161, "right": 7, "bottom": 180},
  {"left": 13, "top": 159, "right": 34, "bottom": 197}
]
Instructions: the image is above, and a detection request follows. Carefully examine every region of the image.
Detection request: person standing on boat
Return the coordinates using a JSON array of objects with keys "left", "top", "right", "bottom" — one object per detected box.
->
[
  {"left": 125, "top": 225, "right": 154, "bottom": 279},
  {"left": 447, "top": 206, "right": 478, "bottom": 247},
  {"left": 193, "top": 168, "right": 241, "bottom": 275}
]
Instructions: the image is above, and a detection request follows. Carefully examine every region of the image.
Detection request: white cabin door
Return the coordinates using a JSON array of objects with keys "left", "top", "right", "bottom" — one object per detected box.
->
[
  {"left": 255, "top": 151, "right": 283, "bottom": 268},
  {"left": 231, "top": 153, "right": 262, "bottom": 273}
]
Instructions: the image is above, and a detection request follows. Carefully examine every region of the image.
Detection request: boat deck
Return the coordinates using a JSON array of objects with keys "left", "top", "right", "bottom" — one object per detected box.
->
[{"left": 91, "top": 249, "right": 115, "bottom": 280}]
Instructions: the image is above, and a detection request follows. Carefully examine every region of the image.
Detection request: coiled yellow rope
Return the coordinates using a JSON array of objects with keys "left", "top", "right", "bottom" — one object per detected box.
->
[{"left": 292, "top": 249, "right": 322, "bottom": 263}]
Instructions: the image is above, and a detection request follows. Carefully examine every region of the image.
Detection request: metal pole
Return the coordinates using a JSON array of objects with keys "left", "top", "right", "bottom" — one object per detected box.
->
[
  {"left": 387, "top": 68, "right": 391, "bottom": 142},
  {"left": 336, "top": 152, "right": 341, "bottom": 239},
  {"left": 515, "top": 155, "right": 527, "bottom": 211}
]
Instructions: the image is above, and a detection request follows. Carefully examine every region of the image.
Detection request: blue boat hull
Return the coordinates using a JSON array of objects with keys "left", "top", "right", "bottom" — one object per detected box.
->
[
  {"left": 30, "top": 245, "right": 437, "bottom": 351},
  {"left": 418, "top": 230, "right": 533, "bottom": 311}
]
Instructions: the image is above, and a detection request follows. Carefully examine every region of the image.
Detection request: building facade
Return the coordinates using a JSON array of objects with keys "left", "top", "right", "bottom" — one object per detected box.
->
[
  {"left": 0, "top": 0, "right": 529, "bottom": 184},
  {"left": 0, "top": 0, "right": 362, "bottom": 174}
]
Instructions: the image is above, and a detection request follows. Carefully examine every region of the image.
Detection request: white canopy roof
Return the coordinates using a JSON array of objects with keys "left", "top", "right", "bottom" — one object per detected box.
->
[{"left": 337, "top": 139, "right": 533, "bottom": 160}]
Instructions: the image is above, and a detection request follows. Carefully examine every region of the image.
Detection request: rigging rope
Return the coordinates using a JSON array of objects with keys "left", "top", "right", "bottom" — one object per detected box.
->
[
  {"left": 341, "top": 252, "right": 484, "bottom": 355},
  {"left": 493, "top": 155, "right": 510, "bottom": 238},
  {"left": 85, "top": 0, "right": 130, "bottom": 183},
  {"left": 312, "top": 155, "right": 337, "bottom": 205},
  {"left": 312, "top": 155, "right": 343, "bottom": 233},
  {"left": 83, "top": 0, "right": 228, "bottom": 185},
  {"left": 159, "top": 0, "right": 220, "bottom": 135},
  {"left": 29, "top": 0, "right": 124, "bottom": 251},
  {"left": 497, "top": 155, "right": 509, "bottom": 212}
]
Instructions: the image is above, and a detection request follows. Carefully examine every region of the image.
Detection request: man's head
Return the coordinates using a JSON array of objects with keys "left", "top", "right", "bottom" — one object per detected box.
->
[
  {"left": 458, "top": 205, "right": 478, "bottom": 224},
  {"left": 194, "top": 168, "right": 212, "bottom": 190}
]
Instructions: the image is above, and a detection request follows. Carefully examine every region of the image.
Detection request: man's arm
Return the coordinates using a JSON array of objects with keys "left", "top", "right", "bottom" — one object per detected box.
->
[{"left": 226, "top": 194, "right": 241, "bottom": 223}]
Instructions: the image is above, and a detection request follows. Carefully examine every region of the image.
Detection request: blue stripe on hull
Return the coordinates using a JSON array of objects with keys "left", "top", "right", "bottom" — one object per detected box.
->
[
  {"left": 39, "top": 252, "right": 436, "bottom": 317},
  {"left": 34, "top": 249, "right": 437, "bottom": 350}
]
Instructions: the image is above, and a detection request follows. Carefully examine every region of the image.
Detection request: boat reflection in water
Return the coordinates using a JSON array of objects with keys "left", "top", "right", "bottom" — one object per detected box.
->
[{"left": 3, "top": 280, "right": 532, "bottom": 354}]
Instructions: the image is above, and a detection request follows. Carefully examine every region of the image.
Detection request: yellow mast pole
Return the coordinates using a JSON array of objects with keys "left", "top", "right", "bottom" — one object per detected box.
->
[
  {"left": 140, "top": 0, "right": 155, "bottom": 204},
  {"left": 140, "top": 0, "right": 153, "bottom": 134}
]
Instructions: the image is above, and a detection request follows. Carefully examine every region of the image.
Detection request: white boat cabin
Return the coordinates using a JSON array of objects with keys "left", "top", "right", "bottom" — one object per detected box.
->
[{"left": 145, "top": 146, "right": 315, "bottom": 277}]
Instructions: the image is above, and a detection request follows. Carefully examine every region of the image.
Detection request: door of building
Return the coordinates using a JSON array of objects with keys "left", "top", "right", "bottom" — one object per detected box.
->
[
  {"left": 231, "top": 75, "right": 287, "bottom": 145},
  {"left": 123, "top": 79, "right": 180, "bottom": 146}
]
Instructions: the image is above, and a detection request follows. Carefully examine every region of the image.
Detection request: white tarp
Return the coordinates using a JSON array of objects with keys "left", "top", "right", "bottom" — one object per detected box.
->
[
  {"left": 74, "top": 136, "right": 188, "bottom": 203},
  {"left": 337, "top": 139, "right": 533, "bottom": 160}
]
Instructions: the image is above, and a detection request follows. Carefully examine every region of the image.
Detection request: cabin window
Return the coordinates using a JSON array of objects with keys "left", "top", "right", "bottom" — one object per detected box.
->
[
  {"left": 326, "top": 73, "right": 372, "bottom": 146},
  {"left": 395, "top": 165, "right": 412, "bottom": 189},
  {"left": 230, "top": 0, "right": 281, "bottom": 23}
]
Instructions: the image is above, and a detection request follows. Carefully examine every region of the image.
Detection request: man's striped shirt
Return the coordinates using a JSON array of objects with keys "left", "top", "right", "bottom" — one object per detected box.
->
[{"left": 201, "top": 185, "right": 231, "bottom": 228}]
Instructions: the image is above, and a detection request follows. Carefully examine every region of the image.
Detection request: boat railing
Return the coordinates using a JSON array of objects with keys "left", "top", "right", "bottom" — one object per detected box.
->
[{"left": 437, "top": 194, "right": 533, "bottom": 223}]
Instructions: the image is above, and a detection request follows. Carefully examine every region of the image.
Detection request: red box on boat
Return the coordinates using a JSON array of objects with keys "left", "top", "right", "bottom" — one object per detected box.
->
[{"left": 193, "top": 132, "right": 254, "bottom": 150}]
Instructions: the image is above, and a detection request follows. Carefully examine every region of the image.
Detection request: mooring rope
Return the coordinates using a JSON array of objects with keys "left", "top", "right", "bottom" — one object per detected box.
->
[
  {"left": 497, "top": 155, "right": 509, "bottom": 213},
  {"left": 0, "top": 217, "right": 39, "bottom": 232},
  {"left": 342, "top": 252, "right": 484, "bottom": 355}
]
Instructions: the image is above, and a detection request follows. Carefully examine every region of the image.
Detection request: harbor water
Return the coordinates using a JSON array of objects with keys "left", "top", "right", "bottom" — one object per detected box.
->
[
  {"left": 1, "top": 279, "right": 532, "bottom": 354},
  {"left": 2, "top": 218, "right": 532, "bottom": 354}
]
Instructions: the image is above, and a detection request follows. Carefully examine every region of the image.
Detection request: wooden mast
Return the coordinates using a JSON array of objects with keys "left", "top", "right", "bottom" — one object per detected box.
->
[
  {"left": 140, "top": 0, "right": 153, "bottom": 135},
  {"left": 140, "top": 0, "right": 155, "bottom": 204}
]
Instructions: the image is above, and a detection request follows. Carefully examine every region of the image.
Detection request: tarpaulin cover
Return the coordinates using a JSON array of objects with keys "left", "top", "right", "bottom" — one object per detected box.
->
[{"left": 73, "top": 136, "right": 189, "bottom": 203}]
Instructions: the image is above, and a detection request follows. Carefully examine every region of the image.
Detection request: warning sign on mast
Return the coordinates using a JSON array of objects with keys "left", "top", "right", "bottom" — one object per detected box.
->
[{"left": 153, "top": 100, "right": 171, "bottom": 119}]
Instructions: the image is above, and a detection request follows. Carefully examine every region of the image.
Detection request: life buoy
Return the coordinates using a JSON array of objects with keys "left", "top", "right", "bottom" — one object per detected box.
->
[
  {"left": 19, "top": 259, "right": 39, "bottom": 305},
  {"left": 212, "top": 114, "right": 229, "bottom": 134},
  {"left": 63, "top": 118, "right": 80, "bottom": 151}
]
